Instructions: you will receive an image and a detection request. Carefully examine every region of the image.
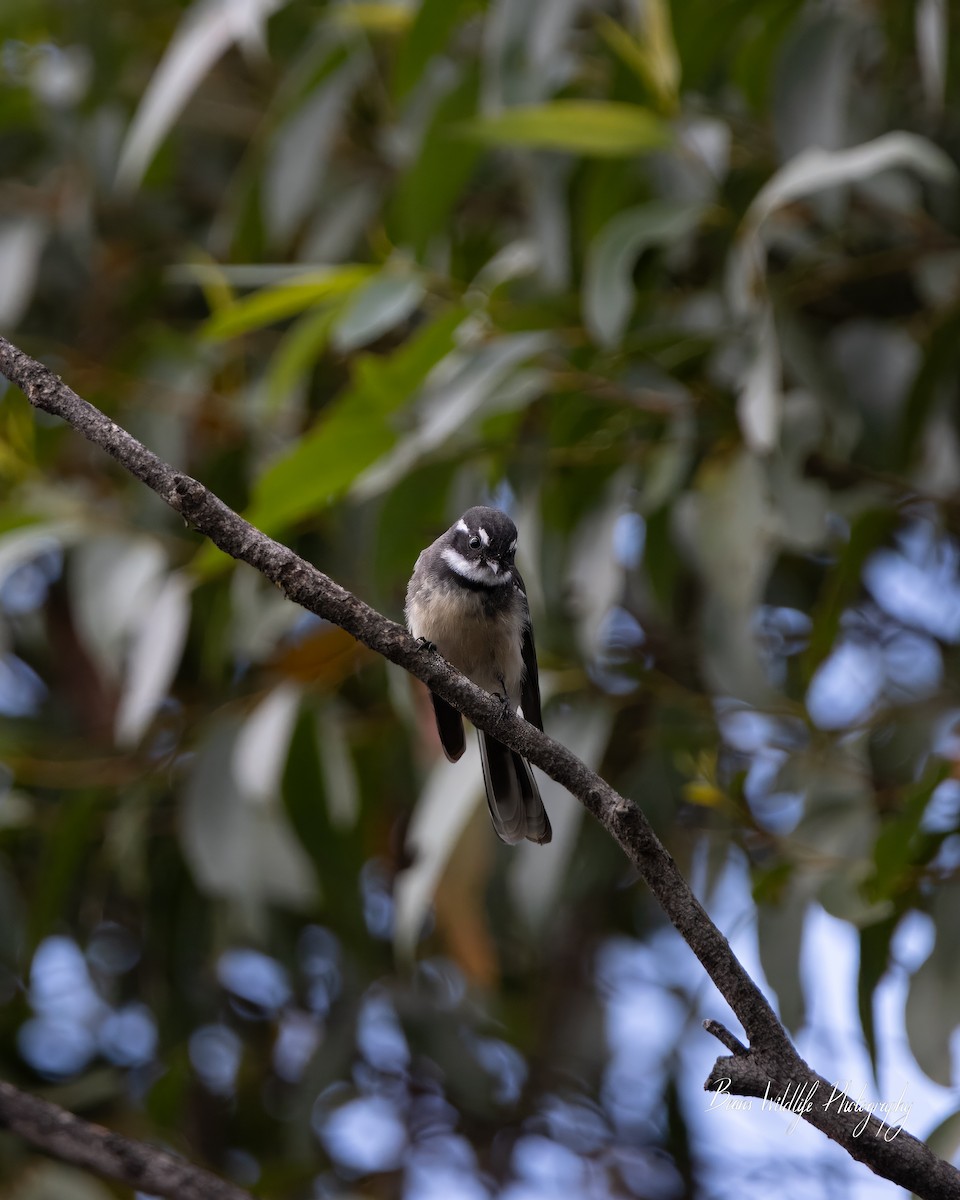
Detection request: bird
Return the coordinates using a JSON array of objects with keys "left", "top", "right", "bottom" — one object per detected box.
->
[{"left": 405, "top": 506, "right": 552, "bottom": 845}]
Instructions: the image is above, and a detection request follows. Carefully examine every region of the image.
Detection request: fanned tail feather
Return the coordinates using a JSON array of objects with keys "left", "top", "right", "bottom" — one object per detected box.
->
[{"left": 478, "top": 731, "right": 552, "bottom": 845}]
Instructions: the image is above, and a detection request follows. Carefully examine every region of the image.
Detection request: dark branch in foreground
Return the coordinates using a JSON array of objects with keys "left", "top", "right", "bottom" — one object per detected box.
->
[
  {"left": 0, "top": 1080, "right": 252, "bottom": 1200},
  {"left": 1, "top": 333, "right": 958, "bottom": 1200}
]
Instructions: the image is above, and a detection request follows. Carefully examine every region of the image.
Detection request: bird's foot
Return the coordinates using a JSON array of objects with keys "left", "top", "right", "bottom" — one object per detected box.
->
[{"left": 416, "top": 636, "right": 438, "bottom": 652}]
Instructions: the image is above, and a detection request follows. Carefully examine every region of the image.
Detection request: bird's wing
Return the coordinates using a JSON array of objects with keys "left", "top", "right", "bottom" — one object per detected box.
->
[{"left": 513, "top": 569, "right": 543, "bottom": 731}]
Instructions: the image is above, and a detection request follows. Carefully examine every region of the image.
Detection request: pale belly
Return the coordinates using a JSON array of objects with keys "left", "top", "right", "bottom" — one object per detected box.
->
[{"left": 407, "top": 581, "right": 526, "bottom": 704}]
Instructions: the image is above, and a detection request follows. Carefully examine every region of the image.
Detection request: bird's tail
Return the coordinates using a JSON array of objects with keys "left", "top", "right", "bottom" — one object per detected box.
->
[{"left": 478, "top": 730, "right": 552, "bottom": 845}]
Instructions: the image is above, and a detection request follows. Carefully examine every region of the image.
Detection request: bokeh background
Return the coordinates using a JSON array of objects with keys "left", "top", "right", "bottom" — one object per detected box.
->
[{"left": 1, "top": 1, "right": 960, "bottom": 1197}]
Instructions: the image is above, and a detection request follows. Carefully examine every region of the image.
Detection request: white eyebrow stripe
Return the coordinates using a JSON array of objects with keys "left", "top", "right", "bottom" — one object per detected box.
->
[
  {"left": 509, "top": 538, "right": 517, "bottom": 552},
  {"left": 478, "top": 527, "right": 490, "bottom": 546},
  {"left": 456, "top": 519, "right": 469, "bottom": 535}
]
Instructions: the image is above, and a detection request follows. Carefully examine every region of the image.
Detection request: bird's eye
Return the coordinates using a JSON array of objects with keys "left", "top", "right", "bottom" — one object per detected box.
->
[{"left": 468, "top": 535, "right": 481, "bottom": 549}]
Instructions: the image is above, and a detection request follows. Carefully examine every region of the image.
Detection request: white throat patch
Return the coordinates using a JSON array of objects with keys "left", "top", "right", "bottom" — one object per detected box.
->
[{"left": 441, "top": 546, "right": 512, "bottom": 587}]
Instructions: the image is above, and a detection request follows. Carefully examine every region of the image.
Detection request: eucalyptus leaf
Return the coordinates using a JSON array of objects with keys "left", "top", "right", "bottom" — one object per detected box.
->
[
  {"left": 69, "top": 537, "right": 168, "bottom": 680},
  {"left": 729, "top": 133, "right": 957, "bottom": 314},
  {"left": 757, "top": 890, "right": 808, "bottom": 1033},
  {"left": 736, "top": 304, "right": 781, "bottom": 452},
  {"left": 351, "top": 331, "right": 550, "bottom": 499},
  {"left": 597, "top": 1, "right": 680, "bottom": 112},
  {"left": 925, "top": 1105, "right": 960, "bottom": 1168},
  {"left": 390, "top": 63, "right": 483, "bottom": 256},
  {"left": 0, "top": 218, "right": 46, "bottom": 328},
  {"left": 393, "top": 737, "right": 483, "bottom": 960},
  {"left": 394, "top": 0, "right": 470, "bottom": 99},
  {"left": 583, "top": 201, "right": 703, "bottom": 348},
  {"left": 233, "top": 683, "right": 302, "bottom": 803},
  {"left": 245, "top": 305, "right": 467, "bottom": 534},
  {"left": 458, "top": 101, "right": 670, "bottom": 157},
  {"left": 678, "top": 451, "right": 779, "bottom": 699},
  {"left": 316, "top": 703, "right": 359, "bottom": 829},
  {"left": 203, "top": 267, "right": 376, "bottom": 341},
  {"left": 507, "top": 699, "right": 613, "bottom": 929},
  {"left": 264, "top": 305, "right": 338, "bottom": 411},
  {"left": 182, "top": 718, "right": 317, "bottom": 915},
  {"left": 328, "top": 2, "right": 412, "bottom": 33},
  {"left": 114, "top": 570, "right": 192, "bottom": 747},
  {"left": 772, "top": 11, "right": 852, "bottom": 160},
  {"left": 330, "top": 271, "right": 425, "bottom": 353},
  {"left": 565, "top": 469, "right": 634, "bottom": 662},
  {"left": 905, "top": 948, "right": 955, "bottom": 1087},
  {"left": 0, "top": 524, "right": 71, "bottom": 589},
  {"left": 265, "top": 59, "right": 366, "bottom": 247},
  {"left": 916, "top": 0, "right": 947, "bottom": 111},
  {"left": 116, "top": 0, "right": 289, "bottom": 190}
]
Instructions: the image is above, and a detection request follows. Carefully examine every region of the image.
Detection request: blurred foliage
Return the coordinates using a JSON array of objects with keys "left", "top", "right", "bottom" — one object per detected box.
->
[{"left": 2, "top": 0, "right": 960, "bottom": 1196}]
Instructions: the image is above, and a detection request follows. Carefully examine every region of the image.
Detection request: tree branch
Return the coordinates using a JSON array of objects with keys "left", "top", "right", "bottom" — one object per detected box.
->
[
  {"left": 0, "top": 1078, "right": 252, "bottom": 1200},
  {"left": 1, "top": 334, "right": 958, "bottom": 1198}
]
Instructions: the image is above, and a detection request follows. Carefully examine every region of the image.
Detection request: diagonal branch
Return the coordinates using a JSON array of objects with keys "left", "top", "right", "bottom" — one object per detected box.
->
[
  {"left": 0, "top": 1078, "right": 252, "bottom": 1200},
  {"left": 1, "top": 334, "right": 958, "bottom": 1199}
]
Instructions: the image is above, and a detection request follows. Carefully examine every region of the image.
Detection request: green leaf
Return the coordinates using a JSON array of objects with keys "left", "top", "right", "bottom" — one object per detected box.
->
[
  {"left": 597, "top": 6, "right": 680, "bottom": 113},
  {"left": 729, "top": 0, "right": 804, "bottom": 110},
  {"left": 506, "top": 701, "right": 611, "bottom": 929},
  {"left": 264, "top": 305, "right": 338, "bottom": 411},
  {"left": 686, "top": 450, "right": 779, "bottom": 700},
  {"left": 926, "top": 1106, "right": 960, "bottom": 1167},
  {"left": 457, "top": 101, "right": 670, "bottom": 157},
  {"left": 394, "top": 737, "right": 484, "bottom": 961},
  {"left": 896, "top": 304, "right": 960, "bottom": 470},
  {"left": 115, "top": 0, "right": 286, "bottom": 191},
  {"left": 351, "top": 331, "right": 550, "bottom": 500},
  {"left": 905, "top": 882, "right": 960, "bottom": 1086},
  {"left": 202, "top": 266, "right": 375, "bottom": 341},
  {"left": 757, "top": 888, "right": 808, "bottom": 1033},
  {"left": 114, "top": 570, "right": 192, "bottom": 747},
  {"left": 598, "top": 16, "right": 653, "bottom": 84},
  {"left": 0, "top": 216, "right": 46, "bottom": 328},
  {"left": 858, "top": 915, "right": 898, "bottom": 1081},
  {"left": 181, "top": 713, "right": 317, "bottom": 913},
  {"left": 866, "top": 764, "right": 947, "bottom": 904},
  {"left": 730, "top": 133, "right": 958, "bottom": 314},
  {"left": 29, "top": 792, "right": 102, "bottom": 947},
  {"left": 394, "top": 0, "right": 472, "bottom": 99},
  {"left": 246, "top": 305, "right": 466, "bottom": 534},
  {"left": 583, "top": 201, "right": 703, "bottom": 348},
  {"left": 391, "top": 64, "right": 482, "bottom": 256},
  {"left": 329, "top": 2, "right": 412, "bottom": 34},
  {"left": 283, "top": 707, "right": 365, "bottom": 941},
  {"left": 803, "top": 508, "right": 899, "bottom": 680},
  {"left": 331, "top": 270, "right": 425, "bottom": 352},
  {"left": 737, "top": 305, "right": 781, "bottom": 453}
]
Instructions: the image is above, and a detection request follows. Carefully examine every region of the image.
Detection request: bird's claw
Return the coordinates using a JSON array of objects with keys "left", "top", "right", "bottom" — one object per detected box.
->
[{"left": 416, "top": 637, "right": 438, "bottom": 652}]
